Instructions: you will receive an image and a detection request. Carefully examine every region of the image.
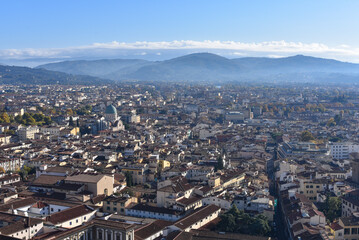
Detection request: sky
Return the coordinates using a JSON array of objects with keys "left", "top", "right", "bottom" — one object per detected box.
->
[{"left": 1, "top": 0, "right": 359, "bottom": 66}]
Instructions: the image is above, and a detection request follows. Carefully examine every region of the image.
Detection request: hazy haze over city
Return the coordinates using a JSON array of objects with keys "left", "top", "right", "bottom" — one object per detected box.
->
[{"left": 1, "top": 2, "right": 359, "bottom": 240}]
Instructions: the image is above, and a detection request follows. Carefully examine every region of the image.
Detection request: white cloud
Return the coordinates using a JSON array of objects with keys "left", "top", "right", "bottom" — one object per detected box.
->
[
  {"left": 266, "top": 54, "right": 285, "bottom": 58},
  {"left": 2, "top": 40, "right": 359, "bottom": 63}
]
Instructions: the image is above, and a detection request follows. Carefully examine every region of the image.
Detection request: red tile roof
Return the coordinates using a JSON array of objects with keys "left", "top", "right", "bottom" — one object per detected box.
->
[{"left": 47, "top": 205, "right": 96, "bottom": 224}]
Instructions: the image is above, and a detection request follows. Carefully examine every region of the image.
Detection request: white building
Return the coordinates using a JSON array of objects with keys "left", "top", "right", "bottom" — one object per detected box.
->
[
  {"left": 18, "top": 126, "right": 39, "bottom": 141},
  {"left": 169, "top": 204, "right": 221, "bottom": 232},
  {"left": 126, "top": 204, "right": 182, "bottom": 222},
  {"left": 47, "top": 205, "right": 97, "bottom": 228},
  {"left": 0, "top": 212, "right": 43, "bottom": 240},
  {"left": 330, "top": 142, "right": 359, "bottom": 160},
  {"left": 39, "top": 126, "right": 62, "bottom": 136}
]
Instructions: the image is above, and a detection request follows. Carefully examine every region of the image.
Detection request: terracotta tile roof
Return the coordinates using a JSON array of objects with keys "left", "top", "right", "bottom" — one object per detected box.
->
[
  {"left": 190, "top": 229, "right": 269, "bottom": 240},
  {"left": 174, "top": 205, "right": 221, "bottom": 230},
  {"left": 46, "top": 205, "right": 96, "bottom": 224},
  {"left": 330, "top": 222, "right": 343, "bottom": 231},
  {"left": 65, "top": 173, "right": 107, "bottom": 183},
  {"left": 129, "top": 203, "right": 182, "bottom": 216},
  {"left": 0, "top": 198, "right": 37, "bottom": 211},
  {"left": 177, "top": 196, "right": 202, "bottom": 206},
  {"left": 31, "top": 201, "right": 49, "bottom": 208},
  {"left": 0, "top": 212, "right": 42, "bottom": 235},
  {"left": 93, "top": 218, "right": 136, "bottom": 230},
  {"left": 135, "top": 220, "right": 172, "bottom": 240},
  {"left": 31, "top": 174, "right": 65, "bottom": 186},
  {"left": 90, "top": 194, "right": 106, "bottom": 204}
]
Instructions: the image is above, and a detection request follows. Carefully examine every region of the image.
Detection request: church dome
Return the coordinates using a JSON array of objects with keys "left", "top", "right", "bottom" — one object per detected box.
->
[{"left": 105, "top": 104, "right": 117, "bottom": 115}]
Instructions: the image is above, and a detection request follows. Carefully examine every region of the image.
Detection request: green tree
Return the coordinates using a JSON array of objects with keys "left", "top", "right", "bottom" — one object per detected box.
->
[
  {"left": 26, "top": 116, "right": 36, "bottom": 125},
  {"left": 0, "top": 112, "right": 10, "bottom": 123},
  {"left": 19, "top": 166, "right": 34, "bottom": 181},
  {"left": 301, "top": 131, "right": 315, "bottom": 141},
  {"left": 251, "top": 215, "right": 271, "bottom": 236},
  {"left": 322, "top": 196, "right": 342, "bottom": 222},
  {"left": 44, "top": 116, "right": 52, "bottom": 125},
  {"left": 217, "top": 212, "right": 237, "bottom": 232},
  {"left": 33, "top": 113, "right": 44, "bottom": 122},
  {"left": 217, "top": 205, "right": 271, "bottom": 236}
]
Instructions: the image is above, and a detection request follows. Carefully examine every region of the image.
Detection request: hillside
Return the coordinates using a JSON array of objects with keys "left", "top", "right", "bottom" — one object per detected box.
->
[
  {"left": 37, "top": 53, "right": 359, "bottom": 83},
  {"left": 0, "top": 65, "right": 112, "bottom": 85},
  {"left": 38, "top": 59, "right": 151, "bottom": 80}
]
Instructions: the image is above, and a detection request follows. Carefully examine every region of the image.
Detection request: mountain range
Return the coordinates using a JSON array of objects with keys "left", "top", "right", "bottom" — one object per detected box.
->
[
  {"left": 1, "top": 53, "right": 359, "bottom": 85},
  {"left": 0, "top": 65, "right": 112, "bottom": 85},
  {"left": 37, "top": 53, "right": 359, "bottom": 83}
]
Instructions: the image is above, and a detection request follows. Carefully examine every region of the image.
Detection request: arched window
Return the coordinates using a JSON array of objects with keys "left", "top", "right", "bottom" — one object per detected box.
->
[
  {"left": 97, "top": 229, "right": 104, "bottom": 240},
  {"left": 115, "top": 232, "right": 122, "bottom": 240},
  {"left": 107, "top": 230, "right": 112, "bottom": 240}
]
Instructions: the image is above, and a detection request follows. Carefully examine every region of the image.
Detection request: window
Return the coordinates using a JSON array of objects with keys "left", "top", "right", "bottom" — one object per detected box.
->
[
  {"left": 84, "top": 216, "right": 86, "bottom": 220},
  {"left": 351, "top": 228, "right": 357, "bottom": 235},
  {"left": 344, "top": 228, "right": 350, "bottom": 235},
  {"left": 114, "top": 207, "right": 117, "bottom": 211},
  {"left": 70, "top": 222, "right": 72, "bottom": 225},
  {"left": 107, "top": 207, "right": 111, "bottom": 210}
]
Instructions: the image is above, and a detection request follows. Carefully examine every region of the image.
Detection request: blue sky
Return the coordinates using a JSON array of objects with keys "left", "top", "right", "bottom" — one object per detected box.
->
[{"left": 1, "top": 0, "right": 359, "bottom": 65}]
